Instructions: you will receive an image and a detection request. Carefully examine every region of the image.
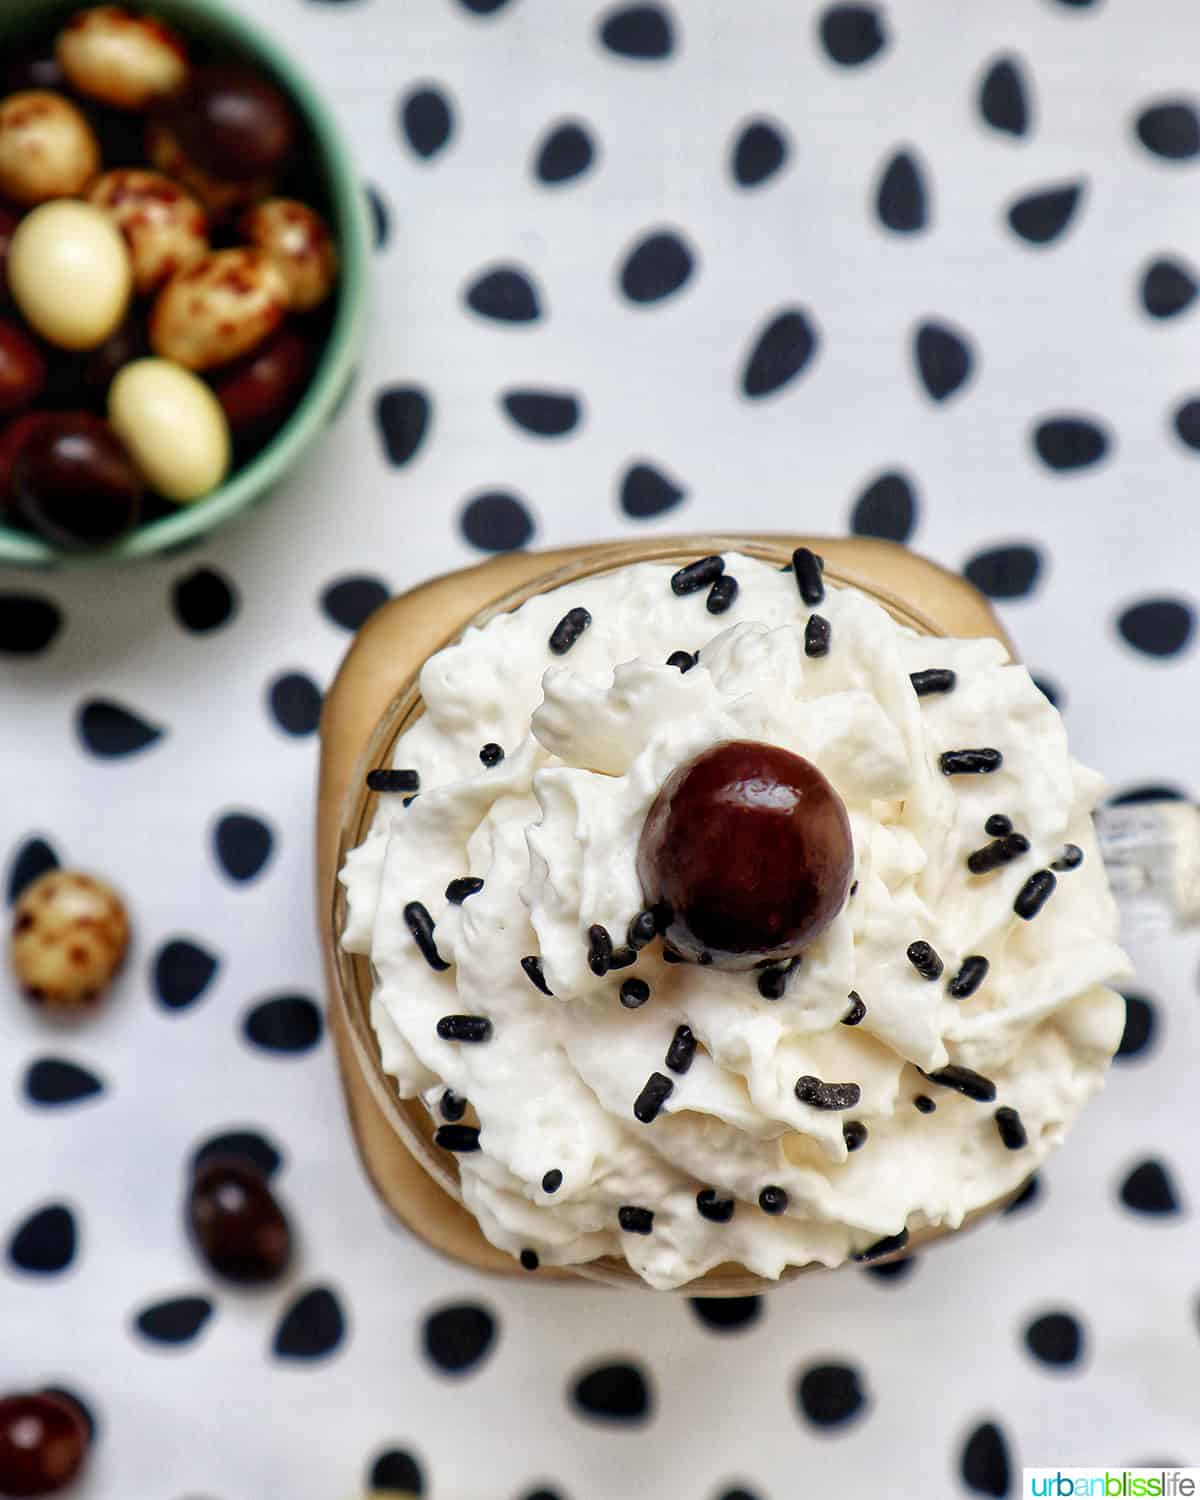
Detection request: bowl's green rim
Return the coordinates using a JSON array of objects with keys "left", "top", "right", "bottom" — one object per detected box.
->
[{"left": 0, "top": 0, "right": 372, "bottom": 568}]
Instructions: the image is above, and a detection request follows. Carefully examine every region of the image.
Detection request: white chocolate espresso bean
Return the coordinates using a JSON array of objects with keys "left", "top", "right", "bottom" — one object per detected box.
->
[
  {"left": 109, "top": 357, "right": 231, "bottom": 502},
  {"left": 56, "top": 4, "right": 189, "bottom": 111},
  {"left": 149, "top": 248, "right": 288, "bottom": 371},
  {"left": 241, "top": 198, "right": 339, "bottom": 312},
  {"left": 0, "top": 91, "right": 100, "bottom": 206},
  {"left": 8, "top": 201, "right": 133, "bottom": 351},
  {"left": 87, "top": 169, "right": 208, "bottom": 296}
]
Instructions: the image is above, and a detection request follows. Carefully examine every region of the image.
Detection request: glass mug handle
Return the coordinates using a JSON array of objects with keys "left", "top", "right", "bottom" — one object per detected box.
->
[{"left": 1093, "top": 801, "right": 1200, "bottom": 933}]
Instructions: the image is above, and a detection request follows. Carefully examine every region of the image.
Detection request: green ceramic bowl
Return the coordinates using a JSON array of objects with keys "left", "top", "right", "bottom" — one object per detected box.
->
[{"left": 0, "top": 0, "right": 370, "bottom": 567}]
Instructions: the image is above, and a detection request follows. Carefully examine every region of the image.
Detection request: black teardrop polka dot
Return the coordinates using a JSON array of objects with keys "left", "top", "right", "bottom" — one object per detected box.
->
[
  {"left": 422, "top": 1302, "right": 497, "bottom": 1375},
  {"left": 598, "top": 4, "right": 675, "bottom": 61},
  {"left": 272, "top": 1285, "right": 347, "bottom": 1361},
  {"left": 502, "top": 390, "right": 581, "bottom": 437},
  {"left": 1119, "top": 1158, "right": 1181, "bottom": 1215},
  {"left": 740, "top": 308, "right": 819, "bottom": 398},
  {"left": 570, "top": 1361, "right": 652, "bottom": 1423},
  {"left": 795, "top": 1362, "right": 868, "bottom": 1428},
  {"left": 534, "top": 121, "right": 596, "bottom": 185},
  {"left": 850, "top": 470, "right": 917, "bottom": 541},
  {"left": 980, "top": 56, "right": 1031, "bottom": 136},
  {"left": 370, "top": 1449, "right": 425, "bottom": 1494},
  {"left": 619, "top": 461, "right": 686, "bottom": 518},
  {"left": 864, "top": 1254, "right": 917, "bottom": 1282},
  {"left": 6, "top": 836, "right": 59, "bottom": 904},
  {"left": 520, "top": 1490, "right": 566, "bottom": 1500},
  {"left": 212, "top": 811, "right": 275, "bottom": 884},
  {"left": 267, "top": 672, "right": 322, "bottom": 736},
  {"left": 460, "top": 491, "right": 536, "bottom": 552},
  {"left": 375, "top": 386, "right": 432, "bottom": 466},
  {"left": 817, "top": 4, "right": 886, "bottom": 66},
  {"left": 874, "top": 149, "right": 929, "bottom": 233},
  {"left": 457, "top": 0, "right": 514, "bottom": 12},
  {"left": 191, "top": 1129, "right": 283, "bottom": 1180},
  {"left": 1115, "top": 992, "right": 1158, "bottom": 1060},
  {"left": 172, "top": 567, "right": 237, "bottom": 634},
  {"left": 321, "top": 575, "right": 389, "bottom": 630},
  {"left": 401, "top": 84, "right": 454, "bottom": 159},
  {"left": 1116, "top": 598, "right": 1195, "bottom": 658},
  {"left": 960, "top": 1420, "right": 1013, "bottom": 1497},
  {"left": 963, "top": 544, "right": 1042, "bottom": 599},
  {"left": 23, "top": 1058, "right": 104, "bottom": 1107},
  {"left": 76, "top": 698, "right": 164, "bottom": 758},
  {"left": 1023, "top": 1310, "right": 1084, "bottom": 1368},
  {"left": 717, "top": 1491, "right": 761, "bottom": 1500},
  {"left": 153, "top": 938, "right": 219, "bottom": 1012},
  {"left": 689, "top": 1296, "right": 762, "bottom": 1333},
  {"left": 1003, "top": 1173, "right": 1041, "bottom": 1215},
  {"left": 0, "top": 593, "right": 62, "bottom": 655},
  {"left": 1032, "top": 674, "right": 1064, "bottom": 709},
  {"left": 1172, "top": 397, "right": 1200, "bottom": 451},
  {"left": 1007, "top": 182, "right": 1084, "bottom": 246},
  {"left": 618, "top": 229, "right": 695, "bottom": 304},
  {"left": 913, "top": 320, "right": 974, "bottom": 402},
  {"left": 1140, "top": 257, "right": 1197, "bottom": 319},
  {"left": 731, "top": 118, "right": 789, "bottom": 187},
  {"left": 1031, "top": 415, "right": 1111, "bottom": 471},
  {"left": 7, "top": 1202, "right": 77, "bottom": 1274},
  {"left": 366, "top": 183, "right": 390, "bottom": 249},
  {"left": 1135, "top": 100, "right": 1200, "bottom": 161},
  {"left": 134, "top": 1296, "right": 214, "bottom": 1346},
  {"left": 1109, "top": 782, "right": 1187, "bottom": 806},
  {"left": 464, "top": 266, "right": 543, "bottom": 323},
  {"left": 243, "top": 994, "right": 324, "bottom": 1055}
]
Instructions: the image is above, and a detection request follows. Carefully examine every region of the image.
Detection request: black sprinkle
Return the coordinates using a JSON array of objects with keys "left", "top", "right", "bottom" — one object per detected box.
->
[
  {"left": 985, "top": 814, "right": 1013, "bottom": 836},
  {"left": 620, "top": 977, "right": 650, "bottom": 1009},
  {"left": 446, "top": 877, "right": 484, "bottom": 903},
  {"left": 842, "top": 992, "right": 866, "bottom": 1026},
  {"left": 618, "top": 1206, "right": 654, "bottom": 1235},
  {"left": 913, "top": 1094, "right": 936, "bottom": 1114},
  {"left": 666, "top": 1025, "right": 697, "bottom": 1074},
  {"left": 906, "top": 940, "right": 944, "bottom": 981},
  {"left": 520, "top": 956, "right": 553, "bottom": 996},
  {"left": 1052, "top": 844, "right": 1083, "bottom": 871},
  {"left": 791, "top": 546, "right": 825, "bottom": 604},
  {"left": 671, "top": 555, "right": 725, "bottom": 595},
  {"left": 520, "top": 1249, "right": 539, "bottom": 1270},
  {"left": 923, "top": 1064, "right": 996, "bottom": 1102},
  {"left": 852, "top": 1227, "right": 909, "bottom": 1262},
  {"left": 440, "top": 1090, "right": 467, "bottom": 1122},
  {"left": 542, "top": 1170, "right": 563, "bottom": 1194},
  {"left": 757, "top": 957, "right": 800, "bottom": 999},
  {"left": 939, "top": 748, "right": 1003, "bottom": 775},
  {"left": 910, "top": 668, "right": 957, "bottom": 696},
  {"left": 404, "top": 901, "right": 450, "bottom": 971},
  {"left": 666, "top": 650, "right": 697, "bottom": 673},
  {"left": 436, "top": 1015, "right": 492, "bottom": 1043},
  {"left": 758, "top": 1186, "right": 788, "bottom": 1215},
  {"left": 696, "top": 1189, "right": 735, "bottom": 1223},
  {"left": 1014, "top": 870, "right": 1056, "bottom": 919},
  {"left": 995, "top": 1107, "right": 1028, "bottom": 1150},
  {"left": 549, "top": 607, "right": 592, "bottom": 655},
  {"left": 403, "top": 795, "right": 419, "bottom": 808},
  {"left": 628, "top": 910, "right": 658, "bottom": 948},
  {"left": 366, "top": 768, "right": 419, "bottom": 793},
  {"left": 967, "top": 833, "right": 1030, "bottom": 874},
  {"left": 479, "top": 742, "right": 504, "bottom": 767},
  {"left": 948, "top": 955, "right": 989, "bottom": 999},
  {"left": 795, "top": 1075, "right": 862, "bottom": 1110},
  {"left": 435, "top": 1125, "right": 481, "bottom": 1152},
  {"left": 587, "top": 924, "right": 614, "bottom": 976},
  {"left": 849, "top": 881, "right": 858, "bottom": 897},
  {"left": 706, "top": 575, "right": 738, "bottom": 614},
  {"left": 608, "top": 946, "right": 638, "bottom": 970},
  {"left": 843, "top": 1120, "right": 868, "bottom": 1152},
  {"left": 633, "top": 1071, "right": 674, "bottom": 1123},
  {"left": 805, "top": 614, "right": 831, "bottom": 657}
]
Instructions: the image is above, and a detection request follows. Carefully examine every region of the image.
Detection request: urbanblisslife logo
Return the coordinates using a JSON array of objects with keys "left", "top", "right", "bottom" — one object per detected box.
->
[{"left": 1025, "top": 1472, "right": 1200, "bottom": 1497}]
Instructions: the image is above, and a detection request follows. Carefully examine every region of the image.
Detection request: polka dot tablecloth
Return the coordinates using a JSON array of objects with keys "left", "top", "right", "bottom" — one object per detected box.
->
[{"left": 3, "top": 0, "right": 1200, "bottom": 1496}]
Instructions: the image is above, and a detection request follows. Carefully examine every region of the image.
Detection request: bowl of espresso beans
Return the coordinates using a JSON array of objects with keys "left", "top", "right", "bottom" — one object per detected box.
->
[{"left": 0, "top": 0, "right": 370, "bottom": 565}]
